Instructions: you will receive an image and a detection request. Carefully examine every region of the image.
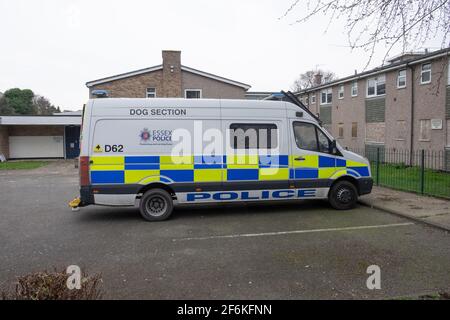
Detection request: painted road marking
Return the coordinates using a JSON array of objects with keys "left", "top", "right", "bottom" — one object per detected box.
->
[{"left": 173, "top": 222, "right": 414, "bottom": 242}]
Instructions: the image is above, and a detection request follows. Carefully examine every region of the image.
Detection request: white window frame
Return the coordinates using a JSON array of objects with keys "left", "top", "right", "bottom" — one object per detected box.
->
[
  {"left": 351, "top": 81, "right": 358, "bottom": 97},
  {"left": 146, "top": 87, "right": 156, "bottom": 98},
  {"left": 366, "top": 74, "right": 386, "bottom": 98},
  {"left": 338, "top": 85, "right": 344, "bottom": 99},
  {"left": 420, "top": 63, "right": 431, "bottom": 84},
  {"left": 320, "top": 88, "right": 332, "bottom": 105},
  {"left": 397, "top": 69, "right": 407, "bottom": 88},
  {"left": 184, "top": 89, "right": 202, "bottom": 99},
  {"left": 311, "top": 94, "right": 316, "bottom": 104}
]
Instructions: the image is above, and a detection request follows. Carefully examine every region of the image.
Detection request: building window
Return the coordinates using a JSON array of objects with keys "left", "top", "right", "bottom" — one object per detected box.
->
[
  {"left": 338, "top": 85, "right": 344, "bottom": 99},
  {"left": 146, "top": 87, "right": 156, "bottom": 98},
  {"left": 351, "top": 122, "right": 358, "bottom": 138},
  {"left": 421, "top": 63, "right": 431, "bottom": 84},
  {"left": 351, "top": 81, "right": 358, "bottom": 97},
  {"left": 419, "top": 119, "right": 431, "bottom": 141},
  {"left": 320, "top": 88, "right": 332, "bottom": 105},
  {"left": 367, "top": 75, "right": 386, "bottom": 97},
  {"left": 230, "top": 123, "right": 278, "bottom": 149},
  {"left": 397, "top": 69, "right": 406, "bottom": 88},
  {"left": 185, "top": 89, "right": 202, "bottom": 99},
  {"left": 396, "top": 120, "right": 406, "bottom": 140},
  {"left": 338, "top": 123, "right": 344, "bottom": 138},
  {"left": 311, "top": 94, "right": 316, "bottom": 104},
  {"left": 305, "top": 96, "right": 309, "bottom": 105}
]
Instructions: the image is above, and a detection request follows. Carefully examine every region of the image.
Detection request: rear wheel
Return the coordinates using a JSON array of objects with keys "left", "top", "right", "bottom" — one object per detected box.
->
[
  {"left": 139, "top": 189, "right": 173, "bottom": 221},
  {"left": 328, "top": 180, "right": 358, "bottom": 210}
]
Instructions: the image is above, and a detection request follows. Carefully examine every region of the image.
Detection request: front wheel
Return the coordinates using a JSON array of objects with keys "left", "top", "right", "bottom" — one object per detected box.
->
[
  {"left": 328, "top": 181, "right": 358, "bottom": 210},
  {"left": 139, "top": 189, "right": 174, "bottom": 221}
]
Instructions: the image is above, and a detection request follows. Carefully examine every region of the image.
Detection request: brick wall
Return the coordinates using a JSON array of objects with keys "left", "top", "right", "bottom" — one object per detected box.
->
[
  {"left": 412, "top": 57, "right": 447, "bottom": 152},
  {"left": 182, "top": 71, "right": 246, "bottom": 99},
  {"left": 162, "top": 50, "right": 182, "bottom": 97},
  {"left": 366, "top": 122, "right": 386, "bottom": 144},
  {"left": 89, "top": 70, "right": 164, "bottom": 98}
]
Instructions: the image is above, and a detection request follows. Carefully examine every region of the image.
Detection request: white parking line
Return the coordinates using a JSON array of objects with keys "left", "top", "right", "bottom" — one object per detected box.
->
[{"left": 173, "top": 222, "right": 414, "bottom": 242}]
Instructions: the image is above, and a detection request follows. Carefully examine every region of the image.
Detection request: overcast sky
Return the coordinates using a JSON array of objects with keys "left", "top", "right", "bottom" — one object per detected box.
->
[{"left": 0, "top": 0, "right": 445, "bottom": 111}]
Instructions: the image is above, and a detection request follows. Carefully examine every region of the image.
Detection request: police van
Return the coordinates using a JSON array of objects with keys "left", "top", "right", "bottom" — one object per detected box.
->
[{"left": 70, "top": 91, "right": 373, "bottom": 221}]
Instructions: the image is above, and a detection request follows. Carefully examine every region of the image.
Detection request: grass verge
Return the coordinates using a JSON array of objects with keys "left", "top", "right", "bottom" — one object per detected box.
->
[
  {"left": 371, "top": 163, "right": 450, "bottom": 199},
  {"left": 0, "top": 161, "right": 48, "bottom": 170}
]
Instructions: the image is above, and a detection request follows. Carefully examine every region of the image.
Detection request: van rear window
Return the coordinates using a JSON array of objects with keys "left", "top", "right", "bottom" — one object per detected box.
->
[{"left": 230, "top": 123, "right": 278, "bottom": 150}]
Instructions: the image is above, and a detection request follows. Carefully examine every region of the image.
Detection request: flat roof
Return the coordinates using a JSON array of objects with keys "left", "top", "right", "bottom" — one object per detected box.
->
[{"left": 0, "top": 116, "right": 81, "bottom": 126}]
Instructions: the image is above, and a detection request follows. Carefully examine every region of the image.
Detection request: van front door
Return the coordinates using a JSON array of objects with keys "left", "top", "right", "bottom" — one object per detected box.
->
[{"left": 290, "top": 121, "right": 337, "bottom": 192}]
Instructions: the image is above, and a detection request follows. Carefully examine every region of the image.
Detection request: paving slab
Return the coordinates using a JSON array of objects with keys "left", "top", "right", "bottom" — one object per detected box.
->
[{"left": 359, "top": 186, "right": 450, "bottom": 231}]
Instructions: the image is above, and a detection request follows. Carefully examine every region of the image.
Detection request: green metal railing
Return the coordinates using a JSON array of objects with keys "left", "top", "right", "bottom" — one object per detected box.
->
[{"left": 348, "top": 147, "right": 450, "bottom": 199}]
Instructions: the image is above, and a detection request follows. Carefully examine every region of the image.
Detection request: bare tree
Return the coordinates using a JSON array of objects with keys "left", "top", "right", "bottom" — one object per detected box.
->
[
  {"left": 280, "top": 0, "right": 450, "bottom": 67},
  {"left": 292, "top": 69, "right": 337, "bottom": 91},
  {"left": 32, "top": 95, "right": 60, "bottom": 115}
]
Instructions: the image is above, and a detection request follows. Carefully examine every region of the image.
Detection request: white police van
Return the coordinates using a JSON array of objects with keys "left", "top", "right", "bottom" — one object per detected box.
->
[{"left": 70, "top": 91, "right": 373, "bottom": 221}]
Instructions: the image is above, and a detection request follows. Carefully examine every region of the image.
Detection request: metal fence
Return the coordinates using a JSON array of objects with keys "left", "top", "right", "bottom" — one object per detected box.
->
[{"left": 346, "top": 147, "right": 450, "bottom": 199}]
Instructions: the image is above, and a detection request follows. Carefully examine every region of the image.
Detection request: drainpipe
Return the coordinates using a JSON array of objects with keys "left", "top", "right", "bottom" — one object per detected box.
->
[{"left": 409, "top": 64, "right": 415, "bottom": 166}]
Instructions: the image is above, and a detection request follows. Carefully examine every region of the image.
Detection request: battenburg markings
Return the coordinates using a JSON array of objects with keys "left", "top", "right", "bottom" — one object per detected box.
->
[{"left": 186, "top": 189, "right": 317, "bottom": 202}]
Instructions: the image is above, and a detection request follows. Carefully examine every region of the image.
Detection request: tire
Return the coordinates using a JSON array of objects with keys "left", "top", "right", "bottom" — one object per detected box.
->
[
  {"left": 328, "top": 180, "right": 358, "bottom": 210},
  {"left": 139, "top": 189, "right": 174, "bottom": 221}
]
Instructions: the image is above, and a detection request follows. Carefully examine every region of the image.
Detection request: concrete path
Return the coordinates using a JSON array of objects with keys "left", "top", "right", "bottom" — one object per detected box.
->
[{"left": 359, "top": 186, "right": 450, "bottom": 232}]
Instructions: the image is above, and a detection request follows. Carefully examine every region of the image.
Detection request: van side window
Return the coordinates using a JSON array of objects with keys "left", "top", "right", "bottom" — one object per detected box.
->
[
  {"left": 230, "top": 123, "right": 278, "bottom": 149},
  {"left": 293, "top": 122, "right": 331, "bottom": 153}
]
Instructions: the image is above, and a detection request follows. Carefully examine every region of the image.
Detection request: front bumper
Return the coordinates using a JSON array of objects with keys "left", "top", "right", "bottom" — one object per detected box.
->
[{"left": 357, "top": 178, "right": 373, "bottom": 195}]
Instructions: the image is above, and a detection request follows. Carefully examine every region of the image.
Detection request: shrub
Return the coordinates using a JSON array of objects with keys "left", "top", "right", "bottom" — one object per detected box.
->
[{"left": 1, "top": 268, "right": 103, "bottom": 300}]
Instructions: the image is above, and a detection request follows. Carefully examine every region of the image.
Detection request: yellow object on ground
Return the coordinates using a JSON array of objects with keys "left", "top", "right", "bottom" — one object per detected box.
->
[{"left": 69, "top": 197, "right": 81, "bottom": 208}]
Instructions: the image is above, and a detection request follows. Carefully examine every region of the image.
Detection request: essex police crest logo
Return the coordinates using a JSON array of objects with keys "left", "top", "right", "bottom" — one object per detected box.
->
[
  {"left": 140, "top": 128, "right": 173, "bottom": 145},
  {"left": 140, "top": 128, "right": 151, "bottom": 143}
]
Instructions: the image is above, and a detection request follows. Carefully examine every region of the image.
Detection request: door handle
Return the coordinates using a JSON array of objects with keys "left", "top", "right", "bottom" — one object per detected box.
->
[{"left": 295, "top": 157, "right": 306, "bottom": 161}]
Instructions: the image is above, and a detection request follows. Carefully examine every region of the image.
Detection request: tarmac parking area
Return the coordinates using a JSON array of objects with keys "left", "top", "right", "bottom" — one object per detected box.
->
[{"left": 0, "top": 162, "right": 449, "bottom": 299}]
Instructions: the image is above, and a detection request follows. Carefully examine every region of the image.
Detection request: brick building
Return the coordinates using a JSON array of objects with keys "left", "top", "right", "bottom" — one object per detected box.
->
[
  {"left": 86, "top": 50, "right": 252, "bottom": 99},
  {"left": 0, "top": 50, "right": 264, "bottom": 160},
  {"left": 296, "top": 48, "right": 450, "bottom": 167}
]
